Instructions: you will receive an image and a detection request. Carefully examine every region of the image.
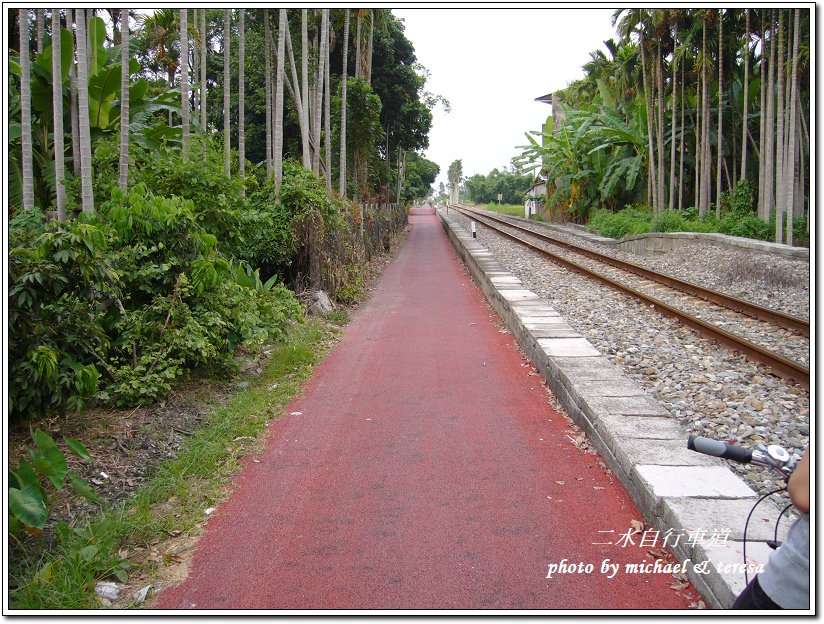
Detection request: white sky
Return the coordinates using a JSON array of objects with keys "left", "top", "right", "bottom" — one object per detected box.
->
[{"left": 392, "top": 7, "right": 618, "bottom": 190}]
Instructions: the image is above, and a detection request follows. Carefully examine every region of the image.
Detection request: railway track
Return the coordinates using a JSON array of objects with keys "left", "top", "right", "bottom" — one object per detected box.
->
[{"left": 450, "top": 205, "right": 809, "bottom": 388}]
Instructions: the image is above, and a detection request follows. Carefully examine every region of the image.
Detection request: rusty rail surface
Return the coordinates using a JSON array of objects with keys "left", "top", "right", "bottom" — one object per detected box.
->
[
  {"left": 457, "top": 205, "right": 809, "bottom": 337},
  {"left": 451, "top": 206, "right": 809, "bottom": 389}
]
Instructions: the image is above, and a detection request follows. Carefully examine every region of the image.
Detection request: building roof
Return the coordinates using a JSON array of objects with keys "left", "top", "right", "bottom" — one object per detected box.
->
[{"left": 535, "top": 92, "right": 554, "bottom": 105}]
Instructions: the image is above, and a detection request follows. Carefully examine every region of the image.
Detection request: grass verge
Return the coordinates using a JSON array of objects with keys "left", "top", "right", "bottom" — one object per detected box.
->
[
  {"left": 479, "top": 203, "right": 527, "bottom": 218},
  {"left": 9, "top": 316, "right": 344, "bottom": 610}
]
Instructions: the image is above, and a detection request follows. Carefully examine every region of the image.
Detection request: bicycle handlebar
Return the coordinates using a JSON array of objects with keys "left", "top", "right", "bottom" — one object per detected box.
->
[{"left": 688, "top": 435, "right": 753, "bottom": 463}]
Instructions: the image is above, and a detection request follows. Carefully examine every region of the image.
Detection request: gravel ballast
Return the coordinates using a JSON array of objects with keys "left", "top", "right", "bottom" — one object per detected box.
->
[{"left": 447, "top": 210, "right": 810, "bottom": 500}]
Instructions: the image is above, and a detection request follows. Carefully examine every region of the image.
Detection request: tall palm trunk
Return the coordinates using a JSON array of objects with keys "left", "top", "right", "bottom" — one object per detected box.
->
[
  {"left": 119, "top": 9, "right": 130, "bottom": 189},
  {"left": 757, "top": 12, "right": 767, "bottom": 217},
  {"left": 75, "top": 9, "right": 94, "bottom": 213},
  {"left": 36, "top": 9, "right": 44, "bottom": 53},
  {"left": 639, "top": 29, "right": 656, "bottom": 211},
  {"left": 701, "top": 17, "right": 712, "bottom": 216},
  {"left": 223, "top": 9, "right": 231, "bottom": 178},
  {"left": 68, "top": 16, "right": 80, "bottom": 177},
  {"left": 180, "top": 9, "right": 190, "bottom": 160},
  {"left": 301, "top": 10, "right": 311, "bottom": 168},
  {"left": 283, "top": 16, "right": 312, "bottom": 170},
  {"left": 324, "top": 19, "right": 332, "bottom": 192},
  {"left": 655, "top": 40, "right": 664, "bottom": 213},
  {"left": 774, "top": 10, "right": 785, "bottom": 243},
  {"left": 740, "top": 9, "right": 750, "bottom": 181},
  {"left": 763, "top": 10, "right": 777, "bottom": 220},
  {"left": 264, "top": 10, "right": 272, "bottom": 179},
  {"left": 694, "top": 76, "right": 700, "bottom": 209},
  {"left": 200, "top": 8, "right": 207, "bottom": 130},
  {"left": 698, "top": 18, "right": 709, "bottom": 216},
  {"left": 715, "top": 10, "right": 724, "bottom": 217},
  {"left": 785, "top": 9, "right": 800, "bottom": 244},
  {"left": 274, "top": 9, "right": 286, "bottom": 198},
  {"left": 238, "top": 9, "right": 245, "bottom": 186},
  {"left": 52, "top": 9, "right": 67, "bottom": 219},
  {"left": 19, "top": 9, "right": 34, "bottom": 211},
  {"left": 312, "top": 10, "right": 328, "bottom": 175},
  {"left": 339, "top": 9, "right": 349, "bottom": 197},
  {"left": 366, "top": 10, "right": 374, "bottom": 84},
  {"left": 668, "top": 57, "right": 677, "bottom": 211},
  {"left": 678, "top": 62, "right": 685, "bottom": 211},
  {"left": 355, "top": 10, "right": 362, "bottom": 79}
]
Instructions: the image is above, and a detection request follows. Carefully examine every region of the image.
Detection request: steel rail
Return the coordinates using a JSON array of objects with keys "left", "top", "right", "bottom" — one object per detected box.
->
[
  {"left": 457, "top": 205, "right": 809, "bottom": 337},
  {"left": 451, "top": 207, "right": 809, "bottom": 388}
]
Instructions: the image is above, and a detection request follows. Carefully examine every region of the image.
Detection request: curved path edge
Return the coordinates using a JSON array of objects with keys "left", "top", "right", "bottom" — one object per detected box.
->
[{"left": 439, "top": 207, "right": 789, "bottom": 608}]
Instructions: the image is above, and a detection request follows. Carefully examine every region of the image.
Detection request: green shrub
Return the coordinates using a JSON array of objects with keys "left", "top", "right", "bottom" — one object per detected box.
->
[
  {"left": 588, "top": 206, "right": 652, "bottom": 238},
  {"left": 9, "top": 213, "right": 119, "bottom": 419},
  {"left": 651, "top": 210, "right": 686, "bottom": 233},
  {"left": 9, "top": 184, "right": 305, "bottom": 418}
]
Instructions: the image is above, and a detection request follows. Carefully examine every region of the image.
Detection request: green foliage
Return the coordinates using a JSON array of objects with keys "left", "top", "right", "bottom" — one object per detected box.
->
[
  {"left": 9, "top": 182, "right": 304, "bottom": 418},
  {"left": 464, "top": 168, "right": 532, "bottom": 205},
  {"left": 401, "top": 153, "right": 440, "bottom": 203},
  {"left": 587, "top": 206, "right": 652, "bottom": 238},
  {"left": 517, "top": 100, "right": 648, "bottom": 222},
  {"left": 718, "top": 179, "right": 754, "bottom": 214},
  {"left": 8, "top": 211, "right": 119, "bottom": 419},
  {"left": 9, "top": 431, "right": 98, "bottom": 532},
  {"left": 587, "top": 192, "right": 808, "bottom": 247}
]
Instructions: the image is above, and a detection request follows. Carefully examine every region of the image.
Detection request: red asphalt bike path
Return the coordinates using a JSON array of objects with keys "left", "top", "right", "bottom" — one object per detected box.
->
[{"left": 157, "top": 206, "right": 692, "bottom": 610}]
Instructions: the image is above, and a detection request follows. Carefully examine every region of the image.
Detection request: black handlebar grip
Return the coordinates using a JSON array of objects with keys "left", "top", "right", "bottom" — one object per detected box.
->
[{"left": 687, "top": 436, "right": 753, "bottom": 463}]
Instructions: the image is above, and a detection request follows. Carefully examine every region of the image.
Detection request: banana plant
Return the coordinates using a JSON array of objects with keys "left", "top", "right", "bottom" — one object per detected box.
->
[{"left": 8, "top": 16, "right": 182, "bottom": 211}]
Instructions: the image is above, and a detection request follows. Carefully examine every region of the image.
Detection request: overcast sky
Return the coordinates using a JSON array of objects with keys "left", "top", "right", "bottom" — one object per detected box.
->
[{"left": 392, "top": 7, "right": 618, "bottom": 190}]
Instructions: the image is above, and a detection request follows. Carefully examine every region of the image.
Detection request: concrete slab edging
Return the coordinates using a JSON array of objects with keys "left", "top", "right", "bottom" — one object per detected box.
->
[{"left": 438, "top": 209, "right": 790, "bottom": 609}]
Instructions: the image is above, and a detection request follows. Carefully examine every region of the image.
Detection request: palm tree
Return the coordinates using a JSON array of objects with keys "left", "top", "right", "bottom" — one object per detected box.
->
[
  {"left": 264, "top": 10, "right": 273, "bottom": 179},
  {"left": 366, "top": 10, "right": 374, "bottom": 84},
  {"left": 180, "top": 9, "right": 190, "bottom": 160},
  {"left": 19, "top": 9, "right": 34, "bottom": 211},
  {"left": 140, "top": 9, "right": 179, "bottom": 100},
  {"left": 52, "top": 9, "right": 67, "bottom": 219},
  {"left": 668, "top": 55, "right": 677, "bottom": 211},
  {"left": 238, "top": 9, "right": 245, "bottom": 187},
  {"left": 223, "top": 9, "right": 231, "bottom": 178},
  {"left": 274, "top": 9, "right": 286, "bottom": 198},
  {"left": 716, "top": 10, "right": 724, "bottom": 217},
  {"left": 757, "top": 11, "right": 768, "bottom": 218},
  {"left": 301, "top": 10, "right": 311, "bottom": 168},
  {"left": 739, "top": 9, "right": 750, "bottom": 181},
  {"left": 75, "top": 9, "right": 94, "bottom": 213},
  {"left": 283, "top": 12, "right": 312, "bottom": 170},
  {"left": 355, "top": 10, "right": 362, "bottom": 79},
  {"left": 339, "top": 9, "right": 350, "bottom": 196},
  {"left": 36, "top": 9, "right": 44, "bottom": 54},
  {"left": 774, "top": 10, "right": 785, "bottom": 243},
  {"left": 200, "top": 8, "right": 207, "bottom": 130},
  {"left": 312, "top": 10, "right": 328, "bottom": 175},
  {"left": 699, "top": 15, "right": 711, "bottom": 216},
  {"left": 785, "top": 9, "right": 800, "bottom": 244},
  {"left": 119, "top": 9, "right": 130, "bottom": 189},
  {"left": 324, "top": 17, "right": 332, "bottom": 192},
  {"left": 68, "top": 10, "right": 80, "bottom": 176},
  {"left": 762, "top": 10, "right": 776, "bottom": 220}
]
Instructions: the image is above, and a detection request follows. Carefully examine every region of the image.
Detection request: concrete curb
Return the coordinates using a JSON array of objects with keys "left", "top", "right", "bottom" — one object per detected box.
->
[{"left": 438, "top": 208, "right": 790, "bottom": 609}]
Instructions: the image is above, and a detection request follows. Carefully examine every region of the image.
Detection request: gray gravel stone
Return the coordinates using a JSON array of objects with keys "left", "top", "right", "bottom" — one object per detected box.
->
[{"left": 447, "top": 210, "right": 810, "bottom": 503}]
